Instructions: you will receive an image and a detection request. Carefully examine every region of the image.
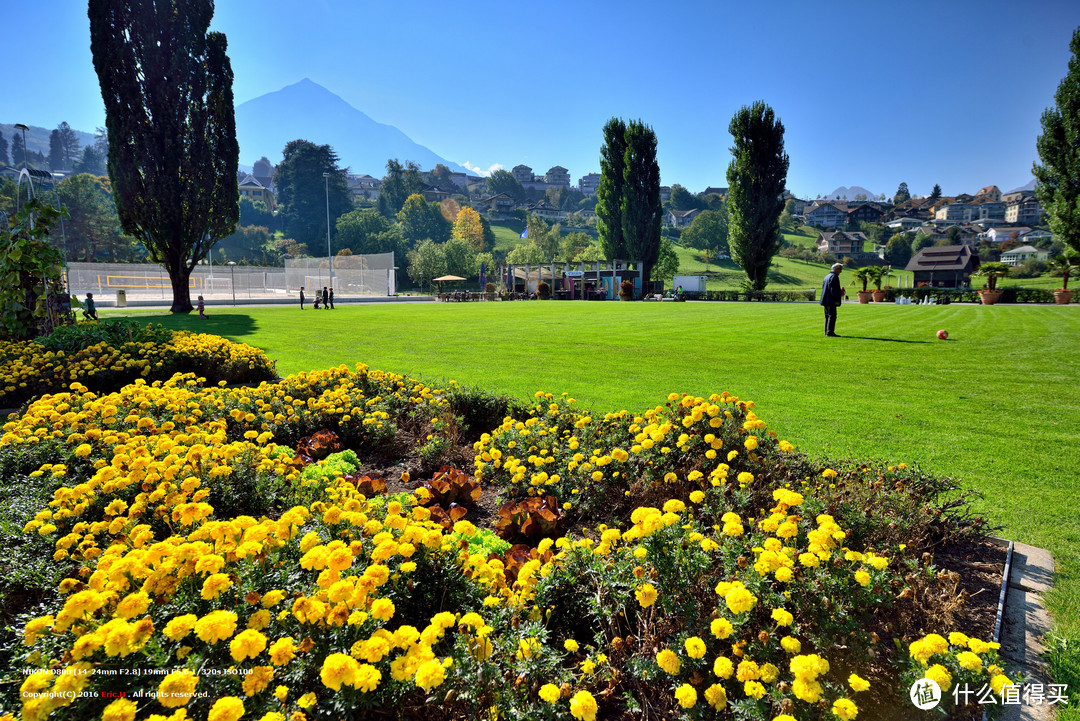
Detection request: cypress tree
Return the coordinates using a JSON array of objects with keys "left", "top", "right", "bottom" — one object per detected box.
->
[
  {"left": 620, "top": 120, "right": 662, "bottom": 284},
  {"left": 596, "top": 118, "right": 627, "bottom": 260},
  {"left": 1034, "top": 27, "right": 1080, "bottom": 253},
  {"left": 89, "top": 0, "right": 238, "bottom": 313},
  {"left": 726, "top": 101, "right": 789, "bottom": 291}
]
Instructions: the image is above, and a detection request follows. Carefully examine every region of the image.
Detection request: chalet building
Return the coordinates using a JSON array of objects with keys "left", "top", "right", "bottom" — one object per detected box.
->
[
  {"left": 905, "top": 245, "right": 980, "bottom": 288},
  {"left": 1001, "top": 245, "right": 1049, "bottom": 266},
  {"left": 525, "top": 200, "right": 565, "bottom": 221},
  {"left": 701, "top": 187, "right": 728, "bottom": 199},
  {"left": 479, "top": 193, "right": 515, "bottom": 214},
  {"left": 1001, "top": 188, "right": 1035, "bottom": 205},
  {"left": 816, "top": 231, "right": 870, "bottom": 259},
  {"left": 846, "top": 202, "right": 883, "bottom": 224},
  {"left": 346, "top": 174, "right": 380, "bottom": 200},
  {"left": 238, "top": 174, "right": 276, "bottom": 210},
  {"left": 421, "top": 185, "right": 451, "bottom": 203},
  {"left": 666, "top": 208, "right": 701, "bottom": 228},
  {"left": 805, "top": 202, "right": 847, "bottom": 228},
  {"left": 987, "top": 226, "right": 1033, "bottom": 244},
  {"left": 511, "top": 165, "right": 534, "bottom": 184},
  {"left": 975, "top": 185, "right": 1002, "bottom": 202}
]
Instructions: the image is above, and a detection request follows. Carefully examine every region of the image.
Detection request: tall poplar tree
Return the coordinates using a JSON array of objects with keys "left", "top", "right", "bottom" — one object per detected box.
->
[
  {"left": 620, "top": 120, "right": 663, "bottom": 284},
  {"left": 1034, "top": 27, "right": 1080, "bottom": 253},
  {"left": 726, "top": 101, "right": 789, "bottom": 290},
  {"left": 89, "top": 0, "right": 238, "bottom": 313},
  {"left": 596, "top": 118, "right": 627, "bottom": 260},
  {"left": 0, "top": 131, "right": 9, "bottom": 165}
]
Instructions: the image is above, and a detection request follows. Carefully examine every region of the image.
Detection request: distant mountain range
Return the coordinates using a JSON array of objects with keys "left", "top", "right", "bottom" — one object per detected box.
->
[
  {"left": 822, "top": 185, "right": 878, "bottom": 201},
  {"left": 234, "top": 79, "right": 470, "bottom": 177}
]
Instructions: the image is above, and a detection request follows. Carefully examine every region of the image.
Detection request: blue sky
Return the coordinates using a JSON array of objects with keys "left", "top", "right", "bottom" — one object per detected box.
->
[{"left": 4, "top": 0, "right": 1080, "bottom": 198}]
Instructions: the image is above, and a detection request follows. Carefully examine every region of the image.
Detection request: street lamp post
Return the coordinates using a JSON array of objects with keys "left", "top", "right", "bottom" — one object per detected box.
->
[
  {"left": 322, "top": 172, "right": 333, "bottom": 289},
  {"left": 13, "top": 123, "right": 29, "bottom": 169}
]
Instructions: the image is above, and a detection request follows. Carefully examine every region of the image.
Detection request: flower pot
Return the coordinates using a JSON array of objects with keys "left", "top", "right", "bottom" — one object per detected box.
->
[
  {"left": 979, "top": 291, "right": 1003, "bottom": 305},
  {"left": 1054, "top": 290, "right": 1073, "bottom": 305},
  {"left": 857, "top": 291, "right": 872, "bottom": 304},
  {"left": 872, "top": 290, "right": 886, "bottom": 303}
]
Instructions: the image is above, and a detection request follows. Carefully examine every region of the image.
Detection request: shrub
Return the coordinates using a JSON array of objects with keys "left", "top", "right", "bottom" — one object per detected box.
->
[{"left": 537, "top": 281, "right": 551, "bottom": 300}]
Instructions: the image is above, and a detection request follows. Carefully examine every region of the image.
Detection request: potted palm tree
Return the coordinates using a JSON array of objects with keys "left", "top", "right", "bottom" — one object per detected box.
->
[
  {"left": 868, "top": 266, "right": 889, "bottom": 302},
  {"left": 972, "top": 262, "right": 1010, "bottom": 305},
  {"left": 1050, "top": 249, "right": 1078, "bottom": 305},
  {"left": 851, "top": 267, "right": 874, "bottom": 303}
]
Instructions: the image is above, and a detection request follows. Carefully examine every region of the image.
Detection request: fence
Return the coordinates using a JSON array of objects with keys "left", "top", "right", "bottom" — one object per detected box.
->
[{"left": 65, "top": 253, "right": 396, "bottom": 302}]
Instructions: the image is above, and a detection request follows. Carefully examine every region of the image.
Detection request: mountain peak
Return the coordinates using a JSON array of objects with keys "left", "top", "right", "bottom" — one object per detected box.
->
[{"left": 235, "top": 81, "right": 470, "bottom": 176}]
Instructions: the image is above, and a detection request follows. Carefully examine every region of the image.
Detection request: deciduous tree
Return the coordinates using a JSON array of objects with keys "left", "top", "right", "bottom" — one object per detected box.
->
[
  {"left": 681, "top": 208, "right": 730, "bottom": 254},
  {"left": 893, "top": 182, "right": 911, "bottom": 204},
  {"left": 397, "top": 194, "right": 450, "bottom": 247},
  {"left": 335, "top": 209, "right": 402, "bottom": 256},
  {"left": 89, "top": 0, "right": 238, "bottom": 313},
  {"left": 884, "top": 233, "right": 912, "bottom": 267},
  {"left": 653, "top": 237, "right": 680, "bottom": 286},
  {"left": 452, "top": 205, "right": 487, "bottom": 251},
  {"left": 443, "top": 237, "right": 479, "bottom": 278},
  {"left": 406, "top": 239, "right": 446, "bottom": 290},
  {"left": 1034, "top": 27, "right": 1080, "bottom": 253},
  {"left": 485, "top": 169, "right": 525, "bottom": 201},
  {"left": 726, "top": 101, "right": 789, "bottom": 290}
]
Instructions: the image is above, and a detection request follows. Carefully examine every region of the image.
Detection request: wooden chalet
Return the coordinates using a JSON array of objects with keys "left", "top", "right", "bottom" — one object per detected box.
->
[{"left": 904, "top": 245, "right": 980, "bottom": 288}]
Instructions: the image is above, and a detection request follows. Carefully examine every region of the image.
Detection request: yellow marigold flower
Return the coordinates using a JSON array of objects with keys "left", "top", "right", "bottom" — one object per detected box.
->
[
  {"left": 242, "top": 665, "right": 273, "bottom": 696},
  {"left": 414, "top": 658, "right": 446, "bottom": 692},
  {"left": 778, "top": 440, "right": 794, "bottom": 452},
  {"left": 744, "top": 680, "right": 766, "bottom": 699},
  {"left": 269, "top": 637, "right": 296, "bottom": 666},
  {"left": 158, "top": 670, "right": 198, "bottom": 708},
  {"left": 354, "top": 663, "right": 381, "bottom": 693},
  {"left": 194, "top": 610, "right": 237, "bottom": 644},
  {"left": 539, "top": 683, "right": 561, "bottom": 703},
  {"left": 737, "top": 659, "right": 760, "bottom": 682},
  {"left": 744, "top": 436, "right": 758, "bottom": 451},
  {"left": 956, "top": 651, "right": 982, "bottom": 671},
  {"left": 924, "top": 664, "right": 952, "bottom": 692},
  {"left": 822, "top": 468, "right": 838, "bottom": 478},
  {"left": 675, "top": 683, "right": 697, "bottom": 708},
  {"left": 208, "top": 696, "right": 245, "bottom": 721},
  {"left": 737, "top": 471, "right": 753, "bottom": 484},
  {"left": 989, "top": 673, "right": 1012, "bottom": 696},
  {"left": 102, "top": 698, "right": 138, "bottom": 721},
  {"left": 760, "top": 662, "right": 779, "bottom": 683},
  {"left": 771, "top": 608, "right": 794, "bottom": 626},
  {"left": 713, "top": 655, "right": 734, "bottom": 679},
  {"left": 320, "top": 652, "right": 358, "bottom": 691},
  {"left": 854, "top": 570, "right": 871, "bottom": 587},
  {"left": 775, "top": 567, "right": 794, "bottom": 583},
  {"left": 230, "top": 629, "right": 267, "bottom": 662},
  {"left": 570, "top": 690, "right": 598, "bottom": 721},
  {"left": 164, "top": 614, "right": 198, "bottom": 642},
  {"left": 564, "top": 639, "right": 580, "bottom": 652},
  {"left": 663, "top": 499, "right": 685, "bottom": 514},
  {"left": 799, "top": 552, "right": 820, "bottom": 568},
  {"left": 261, "top": 590, "right": 286, "bottom": 608},
  {"left": 656, "top": 648, "right": 680, "bottom": 674},
  {"left": 774, "top": 716, "right": 798, "bottom": 721},
  {"left": 849, "top": 674, "right": 870, "bottom": 692},
  {"left": 297, "top": 692, "right": 316, "bottom": 709},
  {"left": 201, "top": 573, "right": 233, "bottom": 600},
  {"left": 685, "top": 636, "right": 706, "bottom": 658},
  {"left": 23, "top": 615, "right": 53, "bottom": 646},
  {"left": 967, "top": 638, "right": 990, "bottom": 654},
  {"left": 704, "top": 683, "right": 728, "bottom": 709},
  {"left": 948, "top": 631, "right": 969, "bottom": 647},
  {"left": 75, "top": 443, "right": 93, "bottom": 457},
  {"left": 726, "top": 587, "right": 757, "bottom": 614},
  {"left": 370, "top": 597, "right": 395, "bottom": 622},
  {"left": 832, "top": 698, "right": 858, "bottom": 720},
  {"left": 635, "top": 583, "right": 658, "bottom": 608}
]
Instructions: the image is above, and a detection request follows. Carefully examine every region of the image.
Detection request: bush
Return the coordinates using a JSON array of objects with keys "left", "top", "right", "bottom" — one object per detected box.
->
[
  {"left": 1008, "top": 259, "right": 1047, "bottom": 279},
  {"left": 537, "top": 281, "right": 551, "bottom": 300}
]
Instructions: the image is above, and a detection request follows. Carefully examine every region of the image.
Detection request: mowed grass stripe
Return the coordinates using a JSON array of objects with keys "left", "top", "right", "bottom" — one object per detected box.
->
[{"left": 117, "top": 301, "right": 1080, "bottom": 639}]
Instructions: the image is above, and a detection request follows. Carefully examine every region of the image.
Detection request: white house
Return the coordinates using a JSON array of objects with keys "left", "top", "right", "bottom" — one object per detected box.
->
[{"left": 1000, "top": 245, "right": 1049, "bottom": 266}]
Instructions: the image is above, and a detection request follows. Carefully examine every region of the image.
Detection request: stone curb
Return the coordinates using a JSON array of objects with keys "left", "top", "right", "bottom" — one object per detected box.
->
[{"left": 988, "top": 538, "right": 1059, "bottom": 721}]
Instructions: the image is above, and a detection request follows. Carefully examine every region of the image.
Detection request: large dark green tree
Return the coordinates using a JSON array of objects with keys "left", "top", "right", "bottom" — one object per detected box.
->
[
  {"left": 893, "top": 182, "right": 911, "bottom": 205},
  {"left": 89, "top": 0, "right": 238, "bottom": 313},
  {"left": 485, "top": 169, "right": 525, "bottom": 201},
  {"left": 273, "top": 139, "right": 350, "bottom": 252},
  {"left": 725, "top": 101, "right": 789, "bottom": 290},
  {"left": 0, "top": 131, "right": 9, "bottom": 165},
  {"left": 1034, "top": 27, "right": 1080, "bottom": 254},
  {"left": 929, "top": 184, "right": 942, "bottom": 202},
  {"left": 596, "top": 118, "right": 627, "bottom": 260},
  {"left": 620, "top": 120, "right": 663, "bottom": 283},
  {"left": 377, "top": 159, "right": 426, "bottom": 218}
]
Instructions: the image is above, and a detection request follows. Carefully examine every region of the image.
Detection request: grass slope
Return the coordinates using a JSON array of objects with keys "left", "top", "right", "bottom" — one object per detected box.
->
[
  {"left": 673, "top": 243, "right": 831, "bottom": 290},
  {"left": 116, "top": 301, "right": 1080, "bottom": 653}
]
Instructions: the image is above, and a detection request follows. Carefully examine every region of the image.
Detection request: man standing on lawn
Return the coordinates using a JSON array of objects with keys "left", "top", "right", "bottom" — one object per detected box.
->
[{"left": 820, "top": 263, "right": 843, "bottom": 337}]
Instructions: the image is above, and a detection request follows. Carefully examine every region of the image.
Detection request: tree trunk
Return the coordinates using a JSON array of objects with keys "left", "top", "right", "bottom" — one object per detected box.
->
[{"left": 168, "top": 261, "right": 194, "bottom": 313}]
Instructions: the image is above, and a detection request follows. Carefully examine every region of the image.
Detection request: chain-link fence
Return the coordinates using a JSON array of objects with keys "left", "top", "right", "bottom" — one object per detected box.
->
[{"left": 65, "top": 253, "right": 396, "bottom": 302}]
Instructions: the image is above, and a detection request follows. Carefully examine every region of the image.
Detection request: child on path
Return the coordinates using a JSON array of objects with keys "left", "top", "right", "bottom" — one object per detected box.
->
[
  {"left": 329, "top": 288, "right": 335, "bottom": 309},
  {"left": 197, "top": 295, "right": 208, "bottom": 319},
  {"left": 83, "top": 293, "right": 98, "bottom": 321}
]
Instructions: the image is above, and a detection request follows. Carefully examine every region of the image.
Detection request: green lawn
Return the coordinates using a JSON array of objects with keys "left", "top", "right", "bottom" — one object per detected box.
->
[
  {"left": 489, "top": 219, "right": 526, "bottom": 251},
  {"left": 117, "top": 301, "right": 1080, "bottom": 654}
]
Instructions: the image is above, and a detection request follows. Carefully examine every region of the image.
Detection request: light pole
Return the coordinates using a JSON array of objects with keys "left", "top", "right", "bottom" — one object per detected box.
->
[
  {"left": 13, "top": 123, "right": 29, "bottom": 169},
  {"left": 322, "top": 172, "right": 333, "bottom": 288},
  {"left": 227, "top": 262, "right": 236, "bottom": 306}
]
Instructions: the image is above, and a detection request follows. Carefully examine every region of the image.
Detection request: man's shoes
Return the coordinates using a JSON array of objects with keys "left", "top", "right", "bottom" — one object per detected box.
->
[{"left": 825, "top": 333, "right": 840, "bottom": 337}]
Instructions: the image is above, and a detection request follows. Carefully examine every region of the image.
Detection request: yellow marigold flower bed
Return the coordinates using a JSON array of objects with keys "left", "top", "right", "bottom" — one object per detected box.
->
[{"left": 1, "top": 359, "right": 1009, "bottom": 721}]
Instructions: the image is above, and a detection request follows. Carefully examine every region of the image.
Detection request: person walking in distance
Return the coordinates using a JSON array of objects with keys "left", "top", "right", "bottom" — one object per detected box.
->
[
  {"left": 197, "top": 295, "right": 208, "bottom": 319},
  {"left": 322, "top": 287, "right": 329, "bottom": 310},
  {"left": 328, "top": 287, "right": 335, "bottom": 309},
  {"left": 299, "top": 286, "right": 306, "bottom": 309},
  {"left": 83, "top": 292, "right": 98, "bottom": 321},
  {"left": 820, "top": 263, "right": 843, "bottom": 337}
]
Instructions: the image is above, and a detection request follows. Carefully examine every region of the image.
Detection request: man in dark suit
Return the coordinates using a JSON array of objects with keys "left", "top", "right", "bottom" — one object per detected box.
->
[
  {"left": 299, "top": 287, "right": 306, "bottom": 309},
  {"left": 820, "top": 263, "right": 844, "bottom": 337}
]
